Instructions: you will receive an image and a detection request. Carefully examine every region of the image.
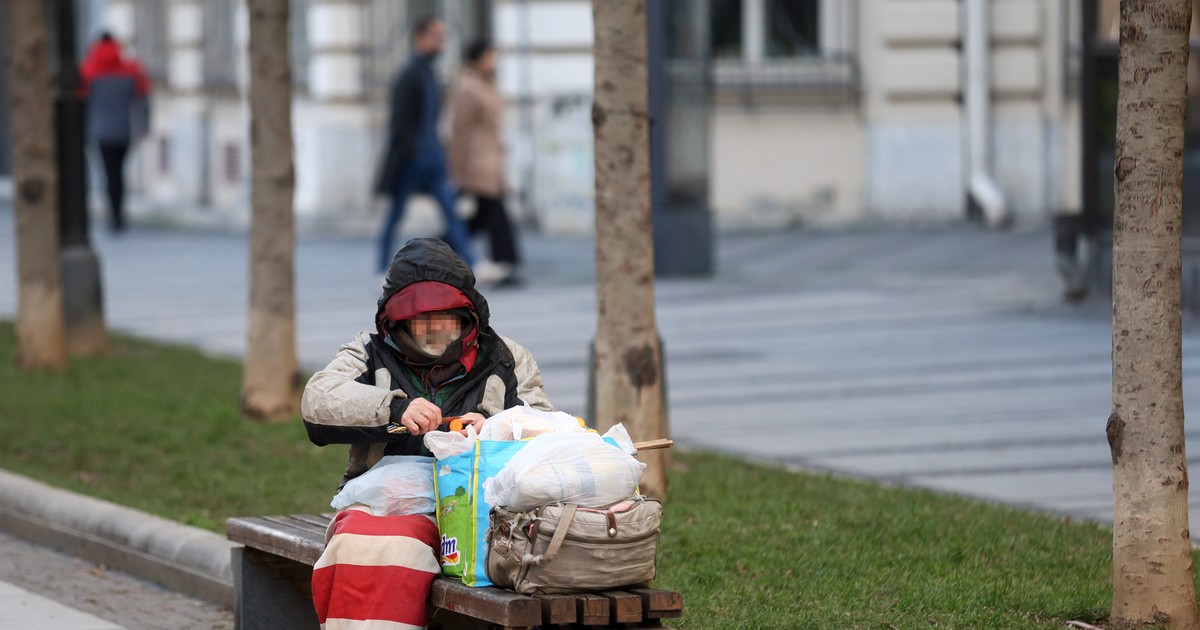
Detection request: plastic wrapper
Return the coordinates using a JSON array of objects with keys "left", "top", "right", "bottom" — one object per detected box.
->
[
  {"left": 330, "top": 455, "right": 435, "bottom": 516},
  {"left": 483, "top": 426, "right": 646, "bottom": 511}
]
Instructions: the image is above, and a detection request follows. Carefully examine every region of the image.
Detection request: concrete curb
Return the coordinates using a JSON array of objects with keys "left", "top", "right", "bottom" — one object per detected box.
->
[{"left": 0, "top": 469, "right": 235, "bottom": 607}]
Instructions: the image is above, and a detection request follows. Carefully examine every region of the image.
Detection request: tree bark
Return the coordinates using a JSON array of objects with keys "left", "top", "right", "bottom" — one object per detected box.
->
[
  {"left": 1109, "top": 1, "right": 1200, "bottom": 628},
  {"left": 591, "top": 0, "right": 668, "bottom": 500},
  {"left": 5, "top": 0, "right": 67, "bottom": 372},
  {"left": 242, "top": 0, "right": 298, "bottom": 422}
]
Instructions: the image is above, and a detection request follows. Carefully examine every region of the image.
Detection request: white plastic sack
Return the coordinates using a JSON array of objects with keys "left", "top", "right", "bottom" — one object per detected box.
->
[
  {"left": 483, "top": 427, "right": 646, "bottom": 511},
  {"left": 477, "top": 405, "right": 586, "bottom": 441},
  {"left": 330, "top": 455, "right": 435, "bottom": 516},
  {"left": 424, "top": 424, "right": 479, "bottom": 460}
]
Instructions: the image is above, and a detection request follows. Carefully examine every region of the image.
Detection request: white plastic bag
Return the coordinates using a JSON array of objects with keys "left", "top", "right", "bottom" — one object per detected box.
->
[
  {"left": 330, "top": 455, "right": 435, "bottom": 516},
  {"left": 424, "top": 424, "right": 479, "bottom": 460},
  {"left": 477, "top": 405, "right": 586, "bottom": 441},
  {"left": 483, "top": 426, "right": 646, "bottom": 511}
]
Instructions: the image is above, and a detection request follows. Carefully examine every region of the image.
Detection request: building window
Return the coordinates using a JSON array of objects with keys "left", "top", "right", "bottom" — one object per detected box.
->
[
  {"left": 765, "top": 0, "right": 819, "bottom": 59},
  {"left": 360, "top": 0, "right": 491, "bottom": 97},
  {"left": 711, "top": 0, "right": 743, "bottom": 60},
  {"left": 710, "top": 0, "right": 858, "bottom": 108},
  {"left": 203, "top": 0, "right": 237, "bottom": 90},
  {"left": 710, "top": 0, "right": 823, "bottom": 64},
  {"left": 291, "top": 0, "right": 310, "bottom": 92},
  {"left": 132, "top": 0, "right": 169, "bottom": 82}
]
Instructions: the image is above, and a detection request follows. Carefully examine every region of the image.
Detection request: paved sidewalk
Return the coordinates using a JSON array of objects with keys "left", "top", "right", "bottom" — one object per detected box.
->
[
  {"left": 0, "top": 531, "right": 229, "bottom": 630},
  {"left": 5, "top": 208, "right": 1200, "bottom": 618}
]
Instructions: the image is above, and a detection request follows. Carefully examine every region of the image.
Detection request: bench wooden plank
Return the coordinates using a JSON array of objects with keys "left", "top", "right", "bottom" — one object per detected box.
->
[
  {"left": 289, "top": 514, "right": 333, "bottom": 530},
  {"left": 628, "top": 589, "right": 683, "bottom": 619},
  {"left": 534, "top": 594, "right": 577, "bottom": 625},
  {"left": 576, "top": 594, "right": 610, "bottom": 625},
  {"left": 429, "top": 578, "right": 541, "bottom": 627},
  {"left": 601, "top": 591, "right": 643, "bottom": 623},
  {"left": 227, "top": 517, "right": 325, "bottom": 565}
]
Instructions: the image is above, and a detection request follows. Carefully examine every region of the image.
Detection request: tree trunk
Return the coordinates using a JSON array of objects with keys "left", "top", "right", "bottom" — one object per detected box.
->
[
  {"left": 242, "top": 0, "right": 298, "bottom": 422},
  {"left": 5, "top": 0, "right": 67, "bottom": 372},
  {"left": 591, "top": 0, "right": 668, "bottom": 500},
  {"left": 1108, "top": 1, "right": 1200, "bottom": 628}
]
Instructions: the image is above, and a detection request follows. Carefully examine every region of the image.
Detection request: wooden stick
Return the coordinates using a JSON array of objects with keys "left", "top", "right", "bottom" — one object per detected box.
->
[{"left": 632, "top": 439, "right": 674, "bottom": 451}]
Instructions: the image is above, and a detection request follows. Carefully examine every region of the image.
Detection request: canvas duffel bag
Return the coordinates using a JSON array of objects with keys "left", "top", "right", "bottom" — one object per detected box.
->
[{"left": 485, "top": 497, "right": 661, "bottom": 595}]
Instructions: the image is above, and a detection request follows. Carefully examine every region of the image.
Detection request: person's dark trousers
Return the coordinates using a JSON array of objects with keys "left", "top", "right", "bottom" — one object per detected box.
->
[
  {"left": 98, "top": 142, "right": 129, "bottom": 232},
  {"left": 378, "top": 155, "right": 476, "bottom": 273},
  {"left": 467, "top": 195, "right": 520, "bottom": 266}
]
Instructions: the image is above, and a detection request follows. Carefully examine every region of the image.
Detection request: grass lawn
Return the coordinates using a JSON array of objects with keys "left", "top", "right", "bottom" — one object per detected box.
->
[{"left": 0, "top": 323, "right": 1161, "bottom": 628}]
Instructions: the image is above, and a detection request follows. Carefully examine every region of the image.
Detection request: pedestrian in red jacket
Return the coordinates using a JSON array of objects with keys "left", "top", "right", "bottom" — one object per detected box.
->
[{"left": 80, "top": 33, "right": 150, "bottom": 233}]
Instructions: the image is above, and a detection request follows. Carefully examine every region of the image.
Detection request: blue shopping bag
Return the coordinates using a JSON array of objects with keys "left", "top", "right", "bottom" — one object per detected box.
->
[{"left": 432, "top": 439, "right": 526, "bottom": 587}]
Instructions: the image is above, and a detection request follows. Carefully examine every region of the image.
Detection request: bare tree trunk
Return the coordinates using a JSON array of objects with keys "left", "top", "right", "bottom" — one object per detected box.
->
[
  {"left": 242, "top": 0, "right": 298, "bottom": 422},
  {"left": 5, "top": 0, "right": 67, "bottom": 372},
  {"left": 1108, "top": 1, "right": 1200, "bottom": 628},
  {"left": 591, "top": 0, "right": 668, "bottom": 500}
]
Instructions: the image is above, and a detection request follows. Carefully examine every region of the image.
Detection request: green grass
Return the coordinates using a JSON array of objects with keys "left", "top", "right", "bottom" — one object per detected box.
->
[
  {"left": 0, "top": 322, "right": 1171, "bottom": 628},
  {"left": 0, "top": 323, "right": 345, "bottom": 530}
]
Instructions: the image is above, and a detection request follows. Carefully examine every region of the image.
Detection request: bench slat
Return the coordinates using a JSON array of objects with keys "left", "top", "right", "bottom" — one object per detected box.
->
[
  {"left": 289, "top": 514, "right": 333, "bottom": 530},
  {"left": 601, "top": 591, "right": 643, "bottom": 623},
  {"left": 628, "top": 588, "right": 684, "bottom": 619},
  {"left": 227, "top": 516, "right": 325, "bottom": 565},
  {"left": 260, "top": 515, "right": 328, "bottom": 540},
  {"left": 576, "top": 594, "right": 610, "bottom": 625},
  {"left": 534, "top": 594, "right": 577, "bottom": 625},
  {"left": 429, "top": 578, "right": 541, "bottom": 627}
]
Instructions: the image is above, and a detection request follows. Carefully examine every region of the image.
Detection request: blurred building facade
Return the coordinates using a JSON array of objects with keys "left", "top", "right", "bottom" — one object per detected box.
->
[{"left": 0, "top": 0, "right": 1091, "bottom": 235}]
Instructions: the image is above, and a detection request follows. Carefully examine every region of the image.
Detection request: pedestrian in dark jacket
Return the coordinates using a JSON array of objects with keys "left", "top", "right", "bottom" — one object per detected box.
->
[
  {"left": 301, "top": 237, "right": 553, "bottom": 628},
  {"left": 375, "top": 17, "right": 483, "bottom": 277},
  {"left": 80, "top": 33, "right": 150, "bottom": 233}
]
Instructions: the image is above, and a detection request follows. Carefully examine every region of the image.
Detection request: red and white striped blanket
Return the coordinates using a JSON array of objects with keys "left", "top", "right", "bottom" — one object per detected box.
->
[{"left": 312, "top": 506, "right": 441, "bottom": 630}]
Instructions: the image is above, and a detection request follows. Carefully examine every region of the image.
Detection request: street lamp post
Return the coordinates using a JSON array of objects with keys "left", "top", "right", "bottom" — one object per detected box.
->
[
  {"left": 647, "top": 0, "right": 714, "bottom": 277},
  {"left": 52, "top": 0, "right": 107, "bottom": 355}
]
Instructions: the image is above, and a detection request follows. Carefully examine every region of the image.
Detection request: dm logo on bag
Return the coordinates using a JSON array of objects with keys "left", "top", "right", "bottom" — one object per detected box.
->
[{"left": 440, "top": 534, "right": 461, "bottom": 566}]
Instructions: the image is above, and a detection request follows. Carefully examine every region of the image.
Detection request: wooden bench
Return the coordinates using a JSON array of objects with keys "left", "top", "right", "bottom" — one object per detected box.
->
[{"left": 226, "top": 514, "right": 683, "bottom": 629}]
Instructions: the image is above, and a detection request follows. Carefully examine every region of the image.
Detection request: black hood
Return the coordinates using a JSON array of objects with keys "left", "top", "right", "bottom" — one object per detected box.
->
[{"left": 377, "top": 238, "right": 491, "bottom": 328}]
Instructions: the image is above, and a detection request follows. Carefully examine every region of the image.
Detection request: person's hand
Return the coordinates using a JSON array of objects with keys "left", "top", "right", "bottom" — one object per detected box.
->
[
  {"left": 401, "top": 398, "right": 443, "bottom": 435},
  {"left": 457, "top": 412, "right": 487, "bottom": 436}
]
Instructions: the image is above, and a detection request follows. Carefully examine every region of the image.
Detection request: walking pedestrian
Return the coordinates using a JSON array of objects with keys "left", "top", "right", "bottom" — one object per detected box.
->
[
  {"left": 375, "top": 16, "right": 491, "bottom": 280},
  {"left": 80, "top": 32, "right": 150, "bottom": 234},
  {"left": 449, "top": 38, "right": 521, "bottom": 286}
]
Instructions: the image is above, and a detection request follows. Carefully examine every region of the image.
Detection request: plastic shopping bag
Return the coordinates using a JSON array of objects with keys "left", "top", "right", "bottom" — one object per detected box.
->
[
  {"left": 483, "top": 427, "right": 646, "bottom": 512},
  {"left": 424, "top": 424, "right": 479, "bottom": 460},
  {"left": 330, "top": 455, "right": 435, "bottom": 516},
  {"left": 477, "top": 405, "right": 587, "bottom": 441},
  {"left": 432, "top": 439, "right": 526, "bottom": 587}
]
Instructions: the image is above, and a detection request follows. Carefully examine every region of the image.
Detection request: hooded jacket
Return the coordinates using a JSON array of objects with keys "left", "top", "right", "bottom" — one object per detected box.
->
[
  {"left": 80, "top": 36, "right": 150, "bottom": 145},
  {"left": 301, "top": 238, "right": 554, "bottom": 487}
]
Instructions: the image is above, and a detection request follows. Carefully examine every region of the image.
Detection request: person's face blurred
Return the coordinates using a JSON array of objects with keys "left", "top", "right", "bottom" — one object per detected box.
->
[
  {"left": 477, "top": 48, "right": 498, "bottom": 75},
  {"left": 417, "top": 21, "right": 446, "bottom": 55},
  {"left": 407, "top": 312, "right": 463, "bottom": 356}
]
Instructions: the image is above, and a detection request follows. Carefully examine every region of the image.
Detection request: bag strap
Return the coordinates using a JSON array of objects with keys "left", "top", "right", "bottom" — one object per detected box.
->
[{"left": 525, "top": 504, "right": 577, "bottom": 568}]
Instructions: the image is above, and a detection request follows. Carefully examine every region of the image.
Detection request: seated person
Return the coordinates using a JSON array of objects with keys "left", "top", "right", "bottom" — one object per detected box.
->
[{"left": 301, "top": 237, "right": 553, "bottom": 629}]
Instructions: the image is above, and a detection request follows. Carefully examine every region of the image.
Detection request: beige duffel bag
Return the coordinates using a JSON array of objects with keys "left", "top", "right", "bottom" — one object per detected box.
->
[{"left": 484, "top": 497, "right": 662, "bottom": 595}]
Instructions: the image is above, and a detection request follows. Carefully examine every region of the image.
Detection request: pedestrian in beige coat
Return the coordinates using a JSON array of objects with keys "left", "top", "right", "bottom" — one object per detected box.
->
[{"left": 449, "top": 39, "right": 521, "bottom": 285}]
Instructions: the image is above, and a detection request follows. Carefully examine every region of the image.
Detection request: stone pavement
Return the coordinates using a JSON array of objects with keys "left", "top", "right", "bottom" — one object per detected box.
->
[
  {"left": 0, "top": 531, "right": 229, "bottom": 630},
  {"left": 5, "top": 207, "right": 1200, "bottom": 624}
]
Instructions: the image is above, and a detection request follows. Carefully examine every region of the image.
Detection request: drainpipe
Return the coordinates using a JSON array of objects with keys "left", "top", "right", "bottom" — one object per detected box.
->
[{"left": 964, "top": 0, "right": 1009, "bottom": 226}]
